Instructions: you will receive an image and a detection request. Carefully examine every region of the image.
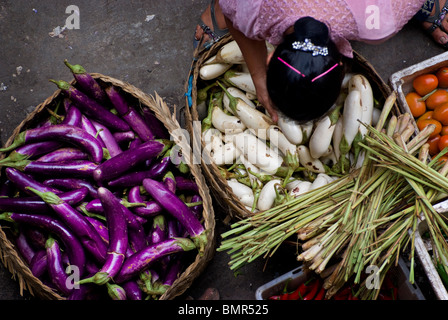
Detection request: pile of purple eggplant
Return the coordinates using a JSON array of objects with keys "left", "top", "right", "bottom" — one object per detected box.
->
[{"left": 0, "top": 60, "right": 208, "bottom": 300}]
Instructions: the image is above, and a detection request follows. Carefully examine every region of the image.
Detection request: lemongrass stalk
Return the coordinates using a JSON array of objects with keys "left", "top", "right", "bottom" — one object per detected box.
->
[
  {"left": 375, "top": 92, "right": 396, "bottom": 131},
  {"left": 406, "top": 124, "right": 436, "bottom": 151},
  {"left": 386, "top": 115, "right": 397, "bottom": 137}
]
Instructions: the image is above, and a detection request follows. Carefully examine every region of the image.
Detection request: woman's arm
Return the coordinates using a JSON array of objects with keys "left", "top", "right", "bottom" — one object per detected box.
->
[{"left": 224, "top": 16, "right": 278, "bottom": 122}]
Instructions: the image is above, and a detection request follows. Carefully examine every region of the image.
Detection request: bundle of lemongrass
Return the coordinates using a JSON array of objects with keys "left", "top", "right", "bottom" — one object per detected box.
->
[{"left": 218, "top": 92, "right": 448, "bottom": 299}]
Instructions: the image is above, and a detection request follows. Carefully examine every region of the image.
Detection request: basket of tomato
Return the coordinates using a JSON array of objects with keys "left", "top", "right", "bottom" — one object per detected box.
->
[
  {"left": 391, "top": 51, "right": 448, "bottom": 161},
  {"left": 390, "top": 51, "right": 448, "bottom": 300}
]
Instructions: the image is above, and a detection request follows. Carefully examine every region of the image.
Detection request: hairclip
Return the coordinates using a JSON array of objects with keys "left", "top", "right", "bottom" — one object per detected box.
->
[
  {"left": 292, "top": 38, "right": 328, "bottom": 56},
  {"left": 277, "top": 57, "right": 339, "bottom": 83}
]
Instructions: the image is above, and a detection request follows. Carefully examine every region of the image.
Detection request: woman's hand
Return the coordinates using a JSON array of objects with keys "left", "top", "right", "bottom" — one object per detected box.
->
[
  {"left": 225, "top": 16, "right": 279, "bottom": 122},
  {"left": 252, "top": 73, "right": 278, "bottom": 122}
]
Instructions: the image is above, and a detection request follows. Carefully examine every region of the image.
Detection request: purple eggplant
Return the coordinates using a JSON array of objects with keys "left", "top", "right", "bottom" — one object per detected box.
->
[
  {"left": 36, "top": 147, "right": 88, "bottom": 163},
  {"left": 114, "top": 237, "right": 196, "bottom": 283},
  {"left": 106, "top": 283, "right": 127, "bottom": 300},
  {"left": 64, "top": 60, "right": 109, "bottom": 105},
  {"left": 85, "top": 216, "right": 109, "bottom": 246},
  {"left": 149, "top": 215, "right": 167, "bottom": 245},
  {"left": 105, "top": 86, "right": 155, "bottom": 141},
  {"left": 80, "top": 115, "right": 106, "bottom": 148},
  {"left": 4, "top": 160, "right": 99, "bottom": 179},
  {"left": 163, "top": 171, "right": 176, "bottom": 194},
  {"left": 175, "top": 176, "right": 199, "bottom": 193},
  {"left": 142, "top": 108, "right": 170, "bottom": 139},
  {"left": 29, "top": 249, "right": 48, "bottom": 278},
  {"left": 0, "top": 187, "right": 89, "bottom": 214},
  {"left": 122, "top": 281, "right": 143, "bottom": 300},
  {"left": 127, "top": 186, "right": 162, "bottom": 218},
  {"left": 62, "top": 105, "right": 82, "bottom": 127},
  {"left": 0, "top": 212, "right": 86, "bottom": 275},
  {"left": 189, "top": 194, "right": 203, "bottom": 220},
  {"left": 79, "top": 187, "right": 128, "bottom": 285},
  {"left": 23, "top": 227, "right": 47, "bottom": 250},
  {"left": 142, "top": 178, "right": 207, "bottom": 253},
  {"left": 107, "top": 155, "right": 171, "bottom": 188},
  {"left": 91, "top": 120, "right": 122, "bottom": 158},
  {"left": 0, "top": 141, "right": 62, "bottom": 166},
  {"left": 84, "top": 197, "right": 146, "bottom": 215},
  {"left": 113, "top": 131, "right": 135, "bottom": 144},
  {"left": 0, "top": 124, "right": 104, "bottom": 163},
  {"left": 15, "top": 229, "right": 37, "bottom": 265},
  {"left": 43, "top": 178, "right": 98, "bottom": 198},
  {"left": 93, "top": 139, "right": 168, "bottom": 183},
  {"left": 50, "top": 79, "right": 129, "bottom": 132},
  {"left": 46, "top": 236, "right": 72, "bottom": 296},
  {"left": 6, "top": 167, "right": 61, "bottom": 195},
  {"left": 26, "top": 186, "right": 108, "bottom": 263},
  {"left": 161, "top": 256, "right": 183, "bottom": 291}
]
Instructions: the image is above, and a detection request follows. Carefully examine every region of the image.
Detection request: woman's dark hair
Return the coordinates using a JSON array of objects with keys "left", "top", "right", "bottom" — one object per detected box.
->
[{"left": 267, "top": 16, "right": 345, "bottom": 123}]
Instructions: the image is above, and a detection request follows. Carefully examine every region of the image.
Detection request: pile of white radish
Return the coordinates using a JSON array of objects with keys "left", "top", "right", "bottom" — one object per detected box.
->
[{"left": 197, "top": 40, "right": 382, "bottom": 213}]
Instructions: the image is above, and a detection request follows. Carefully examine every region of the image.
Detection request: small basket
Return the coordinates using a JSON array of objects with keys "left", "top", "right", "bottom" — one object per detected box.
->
[
  {"left": 183, "top": 34, "right": 398, "bottom": 220},
  {"left": 0, "top": 73, "right": 216, "bottom": 300}
]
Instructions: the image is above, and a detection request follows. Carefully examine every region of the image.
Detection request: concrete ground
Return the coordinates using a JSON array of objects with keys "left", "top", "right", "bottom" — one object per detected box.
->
[{"left": 0, "top": 0, "right": 445, "bottom": 300}]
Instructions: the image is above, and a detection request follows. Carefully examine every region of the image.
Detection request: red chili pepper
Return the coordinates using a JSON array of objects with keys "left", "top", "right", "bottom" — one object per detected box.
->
[
  {"left": 314, "top": 286, "right": 326, "bottom": 300},
  {"left": 333, "top": 286, "right": 351, "bottom": 300},
  {"left": 303, "top": 279, "right": 320, "bottom": 300},
  {"left": 268, "top": 295, "right": 281, "bottom": 300},
  {"left": 287, "top": 278, "right": 314, "bottom": 300},
  {"left": 280, "top": 278, "right": 292, "bottom": 300}
]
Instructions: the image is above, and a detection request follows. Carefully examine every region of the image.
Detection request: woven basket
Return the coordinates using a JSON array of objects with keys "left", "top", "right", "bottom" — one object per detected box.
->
[
  {"left": 183, "top": 34, "right": 399, "bottom": 220},
  {"left": 0, "top": 73, "right": 216, "bottom": 300}
]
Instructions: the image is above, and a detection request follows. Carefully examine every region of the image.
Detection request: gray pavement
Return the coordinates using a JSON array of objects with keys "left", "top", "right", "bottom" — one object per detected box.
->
[{"left": 0, "top": 0, "right": 445, "bottom": 300}]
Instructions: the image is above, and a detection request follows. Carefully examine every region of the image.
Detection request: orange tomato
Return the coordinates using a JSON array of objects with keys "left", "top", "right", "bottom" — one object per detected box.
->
[
  {"left": 428, "top": 135, "right": 441, "bottom": 156},
  {"left": 417, "top": 118, "right": 442, "bottom": 138},
  {"left": 436, "top": 67, "right": 448, "bottom": 88},
  {"left": 438, "top": 155, "right": 448, "bottom": 163},
  {"left": 442, "top": 126, "right": 448, "bottom": 136},
  {"left": 418, "top": 110, "right": 434, "bottom": 121},
  {"left": 405, "top": 92, "right": 426, "bottom": 117},
  {"left": 438, "top": 135, "right": 448, "bottom": 152},
  {"left": 412, "top": 74, "right": 438, "bottom": 96},
  {"left": 426, "top": 89, "right": 448, "bottom": 110},
  {"left": 433, "top": 103, "right": 448, "bottom": 125}
]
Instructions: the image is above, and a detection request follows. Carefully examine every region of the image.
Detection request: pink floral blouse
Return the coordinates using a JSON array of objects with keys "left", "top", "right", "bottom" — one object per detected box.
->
[{"left": 220, "top": 0, "right": 427, "bottom": 57}]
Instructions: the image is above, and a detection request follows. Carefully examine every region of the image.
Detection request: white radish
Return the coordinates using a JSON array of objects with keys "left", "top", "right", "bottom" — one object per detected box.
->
[
  {"left": 309, "top": 174, "right": 330, "bottom": 191},
  {"left": 285, "top": 179, "right": 301, "bottom": 191},
  {"left": 227, "top": 179, "right": 254, "bottom": 207},
  {"left": 224, "top": 70, "right": 257, "bottom": 95},
  {"left": 301, "top": 121, "right": 314, "bottom": 144},
  {"left": 348, "top": 74, "right": 374, "bottom": 137},
  {"left": 297, "top": 145, "right": 325, "bottom": 173},
  {"left": 200, "top": 55, "right": 232, "bottom": 80},
  {"left": 319, "top": 146, "right": 337, "bottom": 166},
  {"left": 223, "top": 87, "right": 256, "bottom": 114},
  {"left": 266, "top": 125, "right": 298, "bottom": 157},
  {"left": 277, "top": 113, "right": 303, "bottom": 145},
  {"left": 219, "top": 82, "right": 273, "bottom": 140},
  {"left": 309, "top": 115, "right": 337, "bottom": 159},
  {"left": 202, "top": 128, "right": 223, "bottom": 146},
  {"left": 289, "top": 181, "right": 312, "bottom": 197},
  {"left": 372, "top": 107, "right": 381, "bottom": 127},
  {"left": 215, "top": 40, "right": 245, "bottom": 64},
  {"left": 211, "top": 106, "right": 246, "bottom": 134},
  {"left": 340, "top": 90, "right": 362, "bottom": 156},
  {"left": 332, "top": 116, "right": 344, "bottom": 160},
  {"left": 341, "top": 72, "right": 354, "bottom": 89},
  {"left": 239, "top": 155, "right": 262, "bottom": 186},
  {"left": 210, "top": 140, "right": 241, "bottom": 166},
  {"left": 232, "top": 131, "right": 283, "bottom": 174},
  {"left": 257, "top": 179, "right": 282, "bottom": 211}
]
